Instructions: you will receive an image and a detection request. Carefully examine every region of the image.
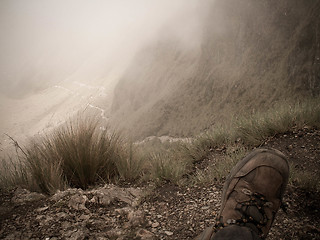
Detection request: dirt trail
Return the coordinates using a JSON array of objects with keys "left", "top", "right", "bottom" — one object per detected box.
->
[{"left": 0, "top": 129, "right": 319, "bottom": 239}]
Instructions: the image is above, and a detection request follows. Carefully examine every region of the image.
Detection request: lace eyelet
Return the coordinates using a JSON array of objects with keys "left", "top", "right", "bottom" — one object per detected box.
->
[{"left": 242, "top": 188, "right": 252, "bottom": 195}]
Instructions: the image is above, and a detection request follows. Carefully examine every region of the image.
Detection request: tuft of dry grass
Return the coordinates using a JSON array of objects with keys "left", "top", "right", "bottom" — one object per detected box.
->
[
  {"left": 148, "top": 152, "right": 187, "bottom": 185},
  {"left": 289, "top": 163, "right": 320, "bottom": 191},
  {"left": 184, "top": 126, "right": 230, "bottom": 164},
  {"left": 234, "top": 98, "right": 320, "bottom": 146},
  {"left": 191, "top": 145, "right": 248, "bottom": 185},
  {"left": 1, "top": 98, "right": 319, "bottom": 193},
  {"left": 0, "top": 156, "right": 30, "bottom": 190},
  {"left": 116, "top": 142, "right": 145, "bottom": 181},
  {"left": 186, "top": 98, "right": 320, "bottom": 189},
  {"left": 0, "top": 116, "right": 143, "bottom": 194},
  {"left": 30, "top": 117, "right": 126, "bottom": 193}
]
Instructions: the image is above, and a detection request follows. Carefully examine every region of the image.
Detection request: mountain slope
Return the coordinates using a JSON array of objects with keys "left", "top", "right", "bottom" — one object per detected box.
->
[{"left": 111, "top": 0, "right": 320, "bottom": 139}]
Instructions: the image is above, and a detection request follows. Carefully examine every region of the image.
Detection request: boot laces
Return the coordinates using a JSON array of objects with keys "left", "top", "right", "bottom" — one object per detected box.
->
[{"left": 214, "top": 188, "right": 273, "bottom": 239}]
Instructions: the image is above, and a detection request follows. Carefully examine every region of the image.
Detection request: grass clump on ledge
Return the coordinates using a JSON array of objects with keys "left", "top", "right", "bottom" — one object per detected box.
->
[
  {"left": 188, "top": 97, "right": 320, "bottom": 161},
  {"left": 148, "top": 149, "right": 189, "bottom": 186},
  {"left": 185, "top": 97, "right": 320, "bottom": 189},
  {"left": 191, "top": 145, "right": 248, "bottom": 185},
  {"left": 133, "top": 97, "right": 320, "bottom": 187},
  {"left": 234, "top": 98, "right": 320, "bottom": 146},
  {"left": 0, "top": 116, "right": 143, "bottom": 194}
]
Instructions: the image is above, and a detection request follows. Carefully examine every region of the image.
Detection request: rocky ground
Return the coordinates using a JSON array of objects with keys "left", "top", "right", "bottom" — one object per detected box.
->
[{"left": 1, "top": 128, "right": 320, "bottom": 240}]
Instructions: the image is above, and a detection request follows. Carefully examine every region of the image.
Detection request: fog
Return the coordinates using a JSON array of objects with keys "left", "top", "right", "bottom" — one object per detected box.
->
[
  {"left": 0, "top": 0, "right": 212, "bottom": 154},
  {"left": 0, "top": 0, "right": 209, "bottom": 97}
]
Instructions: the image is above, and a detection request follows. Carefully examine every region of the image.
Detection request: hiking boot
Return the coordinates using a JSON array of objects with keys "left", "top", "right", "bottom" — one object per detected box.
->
[{"left": 195, "top": 148, "right": 289, "bottom": 240}]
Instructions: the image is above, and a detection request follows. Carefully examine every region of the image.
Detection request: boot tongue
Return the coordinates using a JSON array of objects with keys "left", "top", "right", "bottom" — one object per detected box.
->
[{"left": 239, "top": 204, "right": 264, "bottom": 223}]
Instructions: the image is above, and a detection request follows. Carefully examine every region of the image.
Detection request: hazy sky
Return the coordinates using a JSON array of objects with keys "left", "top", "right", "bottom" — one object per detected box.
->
[{"left": 0, "top": 0, "right": 210, "bottom": 97}]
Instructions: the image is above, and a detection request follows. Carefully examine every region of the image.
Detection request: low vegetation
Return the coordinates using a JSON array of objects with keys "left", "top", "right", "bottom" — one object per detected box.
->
[
  {"left": 191, "top": 145, "right": 248, "bottom": 185},
  {"left": 185, "top": 98, "right": 320, "bottom": 189},
  {"left": 145, "top": 97, "right": 320, "bottom": 189},
  {"left": 289, "top": 162, "right": 320, "bottom": 191},
  {"left": 0, "top": 117, "right": 143, "bottom": 194},
  {"left": 1, "top": 97, "right": 319, "bottom": 194},
  {"left": 234, "top": 98, "right": 320, "bottom": 146}
]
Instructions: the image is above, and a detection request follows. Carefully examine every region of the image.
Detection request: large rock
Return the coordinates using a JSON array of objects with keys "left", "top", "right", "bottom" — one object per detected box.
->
[
  {"left": 88, "top": 185, "right": 143, "bottom": 207},
  {"left": 12, "top": 188, "right": 46, "bottom": 205}
]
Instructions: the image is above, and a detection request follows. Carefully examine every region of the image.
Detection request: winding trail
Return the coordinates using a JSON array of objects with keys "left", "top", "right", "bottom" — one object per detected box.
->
[
  {"left": 86, "top": 104, "right": 109, "bottom": 121},
  {"left": 0, "top": 81, "right": 111, "bottom": 157},
  {"left": 53, "top": 81, "right": 110, "bottom": 123}
]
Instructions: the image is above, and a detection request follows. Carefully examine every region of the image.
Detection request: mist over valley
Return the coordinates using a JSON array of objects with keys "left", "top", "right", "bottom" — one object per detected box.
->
[
  {"left": 1, "top": 0, "right": 319, "bottom": 149},
  {"left": 0, "top": 0, "right": 204, "bottom": 153}
]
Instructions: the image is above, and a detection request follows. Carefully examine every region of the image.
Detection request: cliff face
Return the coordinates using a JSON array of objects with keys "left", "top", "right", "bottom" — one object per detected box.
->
[{"left": 111, "top": 0, "right": 320, "bottom": 139}]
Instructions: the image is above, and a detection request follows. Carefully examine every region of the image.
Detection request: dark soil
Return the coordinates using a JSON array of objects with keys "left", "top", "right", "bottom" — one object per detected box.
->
[{"left": 0, "top": 128, "right": 319, "bottom": 239}]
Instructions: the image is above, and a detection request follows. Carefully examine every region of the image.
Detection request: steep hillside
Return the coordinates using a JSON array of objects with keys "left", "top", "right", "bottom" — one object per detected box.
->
[{"left": 111, "top": 0, "right": 320, "bottom": 139}]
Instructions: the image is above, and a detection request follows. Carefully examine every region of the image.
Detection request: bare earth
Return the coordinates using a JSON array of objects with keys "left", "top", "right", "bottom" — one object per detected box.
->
[{"left": 0, "top": 128, "right": 319, "bottom": 240}]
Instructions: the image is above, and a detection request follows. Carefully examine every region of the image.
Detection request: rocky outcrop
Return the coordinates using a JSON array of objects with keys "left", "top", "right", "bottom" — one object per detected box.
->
[
  {"left": 11, "top": 188, "right": 46, "bottom": 205},
  {"left": 1, "top": 185, "right": 150, "bottom": 240}
]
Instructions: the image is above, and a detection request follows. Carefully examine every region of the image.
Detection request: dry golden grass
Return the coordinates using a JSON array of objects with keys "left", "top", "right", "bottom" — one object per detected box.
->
[
  {"left": 1, "top": 98, "right": 319, "bottom": 193},
  {"left": 0, "top": 116, "right": 143, "bottom": 194}
]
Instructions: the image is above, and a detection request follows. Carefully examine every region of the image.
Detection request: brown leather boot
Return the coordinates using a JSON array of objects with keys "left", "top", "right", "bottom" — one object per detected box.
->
[{"left": 195, "top": 148, "right": 289, "bottom": 240}]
